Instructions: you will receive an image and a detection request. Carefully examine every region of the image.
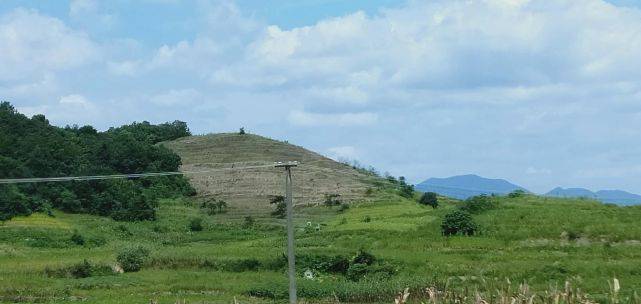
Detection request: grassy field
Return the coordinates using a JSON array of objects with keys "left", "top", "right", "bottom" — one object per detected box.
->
[{"left": 2, "top": 187, "right": 641, "bottom": 303}]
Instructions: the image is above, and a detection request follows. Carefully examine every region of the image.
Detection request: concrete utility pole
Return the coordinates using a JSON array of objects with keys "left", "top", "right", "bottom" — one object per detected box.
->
[{"left": 274, "top": 161, "right": 299, "bottom": 304}]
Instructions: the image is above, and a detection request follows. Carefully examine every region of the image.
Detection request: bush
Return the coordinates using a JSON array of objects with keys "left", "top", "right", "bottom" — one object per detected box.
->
[
  {"left": 364, "top": 188, "right": 374, "bottom": 196},
  {"left": 200, "top": 199, "right": 228, "bottom": 215},
  {"left": 243, "top": 216, "right": 255, "bottom": 228},
  {"left": 296, "top": 254, "right": 351, "bottom": 275},
  {"left": 508, "top": 189, "right": 527, "bottom": 198},
  {"left": 188, "top": 218, "right": 204, "bottom": 231},
  {"left": 352, "top": 249, "right": 376, "bottom": 266},
  {"left": 44, "top": 259, "right": 114, "bottom": 278},
  {"left": 346, "top": 263, "right": 369, "bottom": 281},
  {"left": 152, "top": 225, "right": 169, "bottom": 233},
  {"left": 69, "top": 259, "right": 93, "bottom": 278},
  {"left": 70, "top": 231, "right": 85, "bottom": 246},
  {"left": 461, "top": 195, "right": 497, "bottom": 214},
  {"left": 441, "top": 210, "right": 477, "bottom": 236},
  {"left": 270, "top": 195, "right": 286, "bottom": 219},
  {"left": 323, "top": 194, "right": 342, "bottom": 207},
  {"left": 338, "top": 203, "right": 350, "bottom": 212},
  {"left": 226, "top": 258, "right": 262, "bottom": 272},
  {"left": 362, "top": 215, "right": 372, "bottom": 223},
  {"left": 419, "top": 192, "right": 438, "bottom": 208},
  {"left": 115, "top": 224, "right": 133, "bottom": 236},
  {"left": 398, "top": 176, "right": 414, "bottom": 198},
  {"left": 116, "top": 246, "right": 150, "bottom": 272}
]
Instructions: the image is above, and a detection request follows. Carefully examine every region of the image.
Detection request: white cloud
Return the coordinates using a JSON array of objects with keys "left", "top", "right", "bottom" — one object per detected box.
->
[
  {"left": 69, "top": 0, "right": 98, "bottom": 17},
  {"left": 7, "top": 0, "right": 641, "bottom": 193},
  {"left": 107, "top": 60, "right": 142, "bottom": 76},
  {"left": 0, "top": 9, "right": 97, "bottom": 81},
  {"left": 327, "top": 146, "right": 359, "bottom": 161},
  {"left": 17, "top": 94, "right": 100, "bottom": 126},
  {"left": 59, "top": 94, "right": 89, "bottom": 105},
  {"left": 287, "top": 110, "right": 378, "bottom": 127},
  {"left": 526, "top": 167, "right": 552, "bottom": 175},
  {"left": 150, "top": 89, "right": 201, "bottom": 106}
]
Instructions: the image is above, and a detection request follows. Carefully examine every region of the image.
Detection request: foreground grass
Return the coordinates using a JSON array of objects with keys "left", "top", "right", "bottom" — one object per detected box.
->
[{"left": 1, "top": 191, "right": 641, "bottom": 303}]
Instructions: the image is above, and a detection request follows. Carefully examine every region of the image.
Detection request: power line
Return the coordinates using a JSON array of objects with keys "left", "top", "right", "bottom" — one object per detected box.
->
[{"left": 0, "top": 164, "right": 276, "bottom": 184}]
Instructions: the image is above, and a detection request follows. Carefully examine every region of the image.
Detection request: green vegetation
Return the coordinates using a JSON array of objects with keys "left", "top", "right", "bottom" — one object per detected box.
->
[
  {"left": 323, "top": 193, "right": 342, "bottom": 207},
  {"left": 0, "top": 102, "right": 195, "bottom": 221},
  {"left": 270, "top": 195, "right": 286, "bottom": 218},
  {"left": 441, "top": 210, "right": 477, "bottom": 236},
  {"left": 2, "top": 112, "right": 641, "bottom": 303},
  {"left": 2, "top": 191, "right": 641, "bottom": 303},
  {"left": 188, "top": 217, "right": 204, "bottom": 232},
  {"left": 116, "top": 246, "right": 150, "bottom": 272},
  {"left": 419, "top": 192, "right": 439, "bottom": 208}
]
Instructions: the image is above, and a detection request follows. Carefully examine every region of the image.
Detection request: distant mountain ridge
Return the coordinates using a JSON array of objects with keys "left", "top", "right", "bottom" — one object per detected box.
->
[
  {"left": 415, "top": 174, "right": 528, "bottom": 200},
  {"left": 546, "top": 187, "right": 641, "bottom": 205}
]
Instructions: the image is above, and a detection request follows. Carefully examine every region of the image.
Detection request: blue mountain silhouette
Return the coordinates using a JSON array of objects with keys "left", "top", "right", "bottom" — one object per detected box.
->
[{"left": 415, "top": 174, "right": 528, "bottom": 200}]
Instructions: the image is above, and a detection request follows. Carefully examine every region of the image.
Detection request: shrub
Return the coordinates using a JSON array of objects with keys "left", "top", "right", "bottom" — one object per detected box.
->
[
  {"left": 441, "top": 210, "right": 477, "bottom": 236},
  {"left": 200, "top": 199, "right": 228, "bottom": 215},
  {"left": 419, "top": 192, "right": 439, "bottom": 208},
  {"left": 323, "top": 194, "right": 342, "bottom": 207},
  {"left": 364, "top": 187, "right": 374, "bottom": 196},
  {"left": 226, "top": 258, "right": 262, "bottom": 272},
  {"left": 352, "top": 249, "right": 376, "bottom": 266},
  {"left": 338, "top": 203, "right": 350, "bottom": 212},
  {"left": 461, "top": 195, "right": 497, "bottom": 214},
  {"left": 188, "top": 218, "right": 204, "bottom": 231},
  {"left": 115, "top": 224, "right": 133, "bottom": 236},
  {"left": 69, "top": 259, "right": 93, "bottom": 278},
  {"left": 116, "top": 246, "right": 150, "bottom": 272},
  {"left": 152, "top": 225, "right": 169, "bottom": 233},
  {"left": 70, "top": 231, "right": 85, "bottom": 246},
  {"left": 362, "top": 215, "right": 372, "bottom": 223},
  {"left": 346, "top": 263, "right": 369, "bottom": 281},
  {"left": 398, "top": 176, "right": 414, "bottom": 198},
  {"left": 44, "top": 260, "right": 115, "bottom": 279},
  {"left": 243, "top": 216, "right": 255, "bottom": 228},
  {"left": 270, "top": 195, "right": 286, "bottom": 218},
  {"left": 508, "top": 189, "right": 527, "bottom": 198}
]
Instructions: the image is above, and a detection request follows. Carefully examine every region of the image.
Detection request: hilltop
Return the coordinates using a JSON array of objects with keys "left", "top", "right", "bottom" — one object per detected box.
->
[
  {"left": 416, "top": 174, "right": 528, "bottom": 199},
  {"left": 547, "top": 187, "right": 641, "bottom": 205},
  {"left": 162, "top": 133, "right": 379, "bottom": 212}
]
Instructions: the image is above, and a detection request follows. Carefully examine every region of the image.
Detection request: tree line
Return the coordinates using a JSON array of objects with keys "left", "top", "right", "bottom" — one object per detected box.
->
[{"left": 0, "top": 102, "right": 195, "bottom": 221}]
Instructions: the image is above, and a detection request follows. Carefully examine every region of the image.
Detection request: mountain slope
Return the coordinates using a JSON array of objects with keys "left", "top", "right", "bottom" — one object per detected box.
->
[
  {"left": 546, "top": 187, "right": 641, "bottom": 205},
  {"left": 546, "top": 187, "right": 597, "bottom": 198},
  {"left": 416, "top": 174, "right": 528, "bottom": 199},
  {"left": 162, "top": 133, "right": 377, "bottom": 212}
]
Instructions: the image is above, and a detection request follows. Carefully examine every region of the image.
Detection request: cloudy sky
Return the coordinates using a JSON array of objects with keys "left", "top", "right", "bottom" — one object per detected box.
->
[{"left": 2, "top": 0, "right": 641, "bottom": 194}]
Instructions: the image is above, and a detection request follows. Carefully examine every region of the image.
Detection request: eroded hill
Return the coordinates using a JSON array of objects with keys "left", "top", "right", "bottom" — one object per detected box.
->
[{"left": 162, "top": 133, "right": 379, "bottom": 212}]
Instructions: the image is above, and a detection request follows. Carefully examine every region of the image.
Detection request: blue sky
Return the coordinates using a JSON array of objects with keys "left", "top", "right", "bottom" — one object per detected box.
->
[{"left": 3, "top": 0, "right": 641, "bottom": 194}]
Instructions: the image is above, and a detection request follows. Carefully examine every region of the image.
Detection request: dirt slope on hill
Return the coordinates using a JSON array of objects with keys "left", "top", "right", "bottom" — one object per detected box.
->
[{"left": 163, "top": 133, "right": 378, "bottom": 211}]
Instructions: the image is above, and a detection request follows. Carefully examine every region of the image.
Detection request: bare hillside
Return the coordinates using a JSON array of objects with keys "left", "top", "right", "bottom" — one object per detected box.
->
[{"left": 162, "top": 133, "right": 378, "bottom": 211}]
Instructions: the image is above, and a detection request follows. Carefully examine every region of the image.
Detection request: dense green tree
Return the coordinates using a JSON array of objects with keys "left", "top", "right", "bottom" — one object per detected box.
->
[
  {"left": 0, "top": 102, "right": 195, "bottom": 221},
  {"left": 398, "top": 176, "right": 415, "bottom": 198},
  {"left": 461, "top": 195, "right": 498, "bottom": 214},
  {"left": 419, "top": 192, "right": 439, "bottom": 208},
  {"left": 270, "top": 195, "right": 286, "bottom": 218},
  {"left": 441, "top": 210, "right": 477, "bottom": 236},
  {"left": 0, "top": 185, "right": 31, "bottom": 221}
]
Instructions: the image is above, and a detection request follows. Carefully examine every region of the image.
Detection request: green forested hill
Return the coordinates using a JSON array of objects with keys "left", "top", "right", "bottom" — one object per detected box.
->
[{"left": 0, "top": 102, "right": 195, "bottom": 221}]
